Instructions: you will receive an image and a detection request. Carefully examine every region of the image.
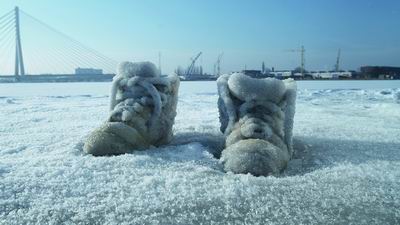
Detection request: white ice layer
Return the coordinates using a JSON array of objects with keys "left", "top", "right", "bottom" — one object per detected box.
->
[
  {"left": 1, "top": 82, "right": 400, "bottom": 224},
  {"left": 217, "top": 73, "right": 297, "bottom": 175},
  {"left": 83, "top": 61, "right": 179, "bottom": 155}
]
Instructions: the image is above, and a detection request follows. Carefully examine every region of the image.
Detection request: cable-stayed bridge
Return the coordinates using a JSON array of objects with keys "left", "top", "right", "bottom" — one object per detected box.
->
[{"left": 0, "top": 7, "right": 118, "bottom": 82}]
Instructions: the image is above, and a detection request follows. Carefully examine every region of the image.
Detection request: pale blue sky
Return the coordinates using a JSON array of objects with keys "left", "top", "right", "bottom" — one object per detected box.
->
[{"left": 1, "top": 0, "right": 400, "bottom": 74}]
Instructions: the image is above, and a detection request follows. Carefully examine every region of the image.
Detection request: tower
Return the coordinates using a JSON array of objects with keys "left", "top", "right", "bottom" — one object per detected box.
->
[
  {"left": 335, "top": 48, "right": 341, "bottom": 72},
  {"left": 300, "top": 45, "right": 305, "bottom": 76},
  {"left": 14, "top": 6, "right": 25, "bottom": 77}
]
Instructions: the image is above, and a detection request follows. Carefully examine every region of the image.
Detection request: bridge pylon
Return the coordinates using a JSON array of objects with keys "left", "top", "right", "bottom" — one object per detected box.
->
[{"left": 14, "top": 6, "right": 25, "bottom": 78}]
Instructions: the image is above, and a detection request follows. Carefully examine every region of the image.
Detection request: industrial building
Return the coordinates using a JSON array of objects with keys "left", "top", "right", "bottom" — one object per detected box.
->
[
  {"left": 360, "top": 66, "right": 400, "bottom": 79},
  {"left": 75, "top": 68, "right": 103, "bottom": 75}
]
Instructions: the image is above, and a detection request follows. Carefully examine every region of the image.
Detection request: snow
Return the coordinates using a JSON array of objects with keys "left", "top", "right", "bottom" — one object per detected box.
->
[
  {"left": 84, "top": 62, "right": 179, "bottom": 156},
  {"left": 217, "top": 73, "right": 297, "bottom": 175},
  {"left": 1, "top": 80, "right": 400, "bottom": 224}
]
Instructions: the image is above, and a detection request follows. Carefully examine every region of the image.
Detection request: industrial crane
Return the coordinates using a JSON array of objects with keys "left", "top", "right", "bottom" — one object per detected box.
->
[
  {"left": 213, "top": 52, "right": 224, "bottom": 77},
  {"left": 186, "top": 52, "right": 202, "bottom": 77},
  {"left": 285, "top": 45, "right": 306, "bottom": 76}
]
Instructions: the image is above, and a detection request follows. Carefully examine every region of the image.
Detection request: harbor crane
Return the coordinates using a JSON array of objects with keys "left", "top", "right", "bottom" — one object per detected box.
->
[
  {"left": 285, "top": 45, "right": 306, "bottom": 76},
  {"left": 213, "top": 52, "right": 224, "bottom": 77},
  {"left": 334, "top": 48, "right": 341, "bottom": 72},
  {"left": 186, "top": 52, "right": 202, "bottom": 76}
]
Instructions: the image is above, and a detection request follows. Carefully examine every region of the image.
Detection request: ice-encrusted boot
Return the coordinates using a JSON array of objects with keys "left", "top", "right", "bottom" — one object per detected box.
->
[
  {"left": 83, "top": 61, "right": 180, "bottom": 156},
  {"left": 217, "top": 73, "right": 296, "bottom": 176}
]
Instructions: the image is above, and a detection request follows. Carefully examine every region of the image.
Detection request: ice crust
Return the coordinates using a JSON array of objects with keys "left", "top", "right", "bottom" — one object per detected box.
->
[
  {"left": 1, "top": 81, "right": 400, "bottom": 224},
  {"left": 394, "top": 90, "right": 400, "bottom": 103},
  {"left": 217, "top": 73, "right": 297, "bottom": 175},
  {"left": 84, "top": 62, "right": 179, "bottom": 156}
]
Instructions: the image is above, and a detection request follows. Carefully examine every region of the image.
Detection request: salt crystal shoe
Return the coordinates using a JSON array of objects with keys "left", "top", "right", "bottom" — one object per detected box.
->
[
  {"left": 217, "top": 73, "right": 297, "bottom": 176},
  {"left": 83, "top": 61, "right": 180, "bottom": 156}
]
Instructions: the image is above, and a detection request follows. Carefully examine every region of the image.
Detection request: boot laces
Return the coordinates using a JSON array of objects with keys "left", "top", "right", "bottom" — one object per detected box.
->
[{"left": 109, "top": 76, "right": 170, "bottom": 130}]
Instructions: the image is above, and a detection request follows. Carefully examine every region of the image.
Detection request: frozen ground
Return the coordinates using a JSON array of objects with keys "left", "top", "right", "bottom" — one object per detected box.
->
[{"left": 1, "top": 80, "right": 400, "bottom": 224}]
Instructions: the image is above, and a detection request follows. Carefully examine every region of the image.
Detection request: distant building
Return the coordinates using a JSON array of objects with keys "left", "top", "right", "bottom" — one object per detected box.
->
[
  {"left": 75, "top": 68, "right": 103, "bottom": 75},
  {"left": 242, "top": 70, "right": 264, "bottom": 78},
  {"left": 181, "top": 73, "right": 216, "bottom": 81},
  {"left": 293, "top": 72, "right": 304, "bottom": 78},
  {"left": 360, "top": 66, "right": 400, "bottom": 79},
  {"left": 269, "top": 71, "right": 292, "bottom": 79},
  {"left": 309, "top": 71, "right": 352, "bottom": 79}
]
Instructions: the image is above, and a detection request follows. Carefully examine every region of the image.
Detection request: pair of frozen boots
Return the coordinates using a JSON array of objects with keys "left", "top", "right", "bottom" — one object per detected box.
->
[{"left": 84, "top": 61, "right": 297, "bottom": 176}]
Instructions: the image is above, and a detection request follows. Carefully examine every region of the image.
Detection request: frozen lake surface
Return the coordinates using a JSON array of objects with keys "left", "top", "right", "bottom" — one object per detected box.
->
[
  {"left": 1, "top": 80, "right": 400, "bottom": 97},
  {"left": 1, "top": 80, "right": 400, "bottom": 224}
]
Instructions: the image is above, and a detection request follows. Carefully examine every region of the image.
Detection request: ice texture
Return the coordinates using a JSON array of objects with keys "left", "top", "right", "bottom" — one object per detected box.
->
[
  {"left": 1, "top": 81, "right": 400, "bottom": 224},
  {"left": 217, "top": 73, "right": 297, "bottom": 176},
  {"left": 394, "top": 89, "right": 400, "bottom": 103},
  {"left": 84, "top": 61, "right": 179, "bottom": 156}
]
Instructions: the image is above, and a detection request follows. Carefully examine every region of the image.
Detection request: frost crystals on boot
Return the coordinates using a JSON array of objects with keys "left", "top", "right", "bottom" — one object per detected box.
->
[
  {"left": 217, "top": 73, "right": 297, "bottom": 176},
  {"left": 83, "top": 61, "right": 180, "bottom": 156}
]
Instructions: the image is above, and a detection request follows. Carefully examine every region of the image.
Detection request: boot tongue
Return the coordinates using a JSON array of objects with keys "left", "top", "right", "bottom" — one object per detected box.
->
[
  {"left": 118, "top": 61, "right": 159, "bottom": 78},
  {"left": 227, "top": 73, "right": 286, "bottom": 103}
]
